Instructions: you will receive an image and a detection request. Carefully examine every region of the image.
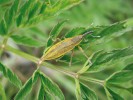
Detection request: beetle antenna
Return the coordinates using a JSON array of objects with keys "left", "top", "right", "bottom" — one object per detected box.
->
[{"left": 82, "top": 31, "right": 93, "bottom": 37}]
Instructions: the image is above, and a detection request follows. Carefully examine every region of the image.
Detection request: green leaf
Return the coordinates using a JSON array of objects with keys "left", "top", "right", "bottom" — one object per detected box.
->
[
  {"left": 107, "top": 87, "right": 124, "bottom": 100},
  {"left": 123, "top": 63, "right": 133, "bottom": 71},
  {"left": 38, "top": 81, "right": 54, "bottom": 100},
  {"left": 51, "top": 0, "right": 83, "bottom": 14},
  {"left": 127, "top": 87, "right": 133, "bottom": 94},
  {"left": 38, "top": 83, "right": 44, "bottom": 100},
  {"left": 46, "top": 36, "right": 53, "bottom": 48},
  {"left": 16, "top": 0, "right": 83, "bottom": 27},
  {"left": 14, "top": 78, "right": 33, "bottom": 100},
  {"left": 41, "top": 0, "right": 83, "bottom": 20},
  {"left": 47, "top": 20, "right": 67, "bottom": 47},
  {"left": 5, "top": 0, "right": 19, "bottom": 27},
  {"left": 0, "top": 19, "right": 7, "bottom": 35},
  {"left": 0, "top": 62, "right": 22, "bottom": 88},
  {"left": 44, "top": 91, "right": 55, "bottom": 100},
  {"left": 106, "top": 83, "right": 133, "bottom": 95},
  {"left": 24, "top": 2, "right": 47, "bottom": 26},
  {"left": 110, "top": 86, "right": 133, "bottom": 95},
  {"left": 106, "top": 70, "right": 133, "bottom": 84},
  {"left": 75, "top": 79, "right": 98, "bottom": 100},
  {"left": 28, "top": 2, "right": 41, "bottom": 21},
  {"left": 29, "top": 0, "right": 83, "bottom": 26},
  {"left": 0, "top": 0, "right": 10, "bottom": 4},
  {"left": 0, "top": 83, "right": 6, "bottom": 100},
  {"left": 39, "top": 72, "right": 65, "bottom": 100},
  {"left": 39, "top": 3, "right": 47, "bottom": 14},
  {"left": 65, "top": 27, "right": 86, "bottom": 38},
  {"left": 32, "top": 70, "right": 39, "bottom": 83},
  {"left": 90, "top": 50, "right": 105, "bottom": 64},
  {"left": 86, "top": 22, "right": 125, "bottom": 45},
  {"left": 4, "top": 8, "right": 14, "bottom": 29},
  {"left": 50, "top": 20, "right": 67, "bottom": 38},
  {"left": 14, "top": 71, "right": 39, "bottom": 100},
  {"left": 80, "top": 83, "right": 98, "bottom": 100},
  {"left": 16, "top": 0, "right": 33, "bottom": 26},
  {"left": 16, "top": 14, "right": 23, "bottom": 27},
  {"left": 97, "top": 22, "right": 125, "bottom": 37},
  {"left": 11, "top": 0, "right": 19, "bottom": 14},
  {"left": 11, "top": 35, "right": 44, "bottom": 47},
  {"left": 87, "top": 46, "right": 133, "bottom": 72},
  {"left": 19, "top": 0, "right": 33, "bottom": 16},
  {"left": 2, "top": 0, "right": 19, "bottom": 30}
]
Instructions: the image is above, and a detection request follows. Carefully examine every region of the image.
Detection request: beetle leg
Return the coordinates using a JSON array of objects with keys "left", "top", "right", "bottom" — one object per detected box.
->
[
  {"left": 56, "top": 38, "right": 62, "bottom": 42},
  {"left": 55, "top": 55, "right": 64, "bottom": 62},
  {"left": 78, "top": 46, "right": 88, "bottom": 58},
  {"left": 69, "top": 50, "right": 74, "bottom": 67},
  {"left": 56, "top": 59, "right": 68, "bottom": 64},
  {"left": 53, "top": 38, "right": 62, "bottom": 44},
  {"left": 78, "top": 46, "right": 92, "bottom": 65}
]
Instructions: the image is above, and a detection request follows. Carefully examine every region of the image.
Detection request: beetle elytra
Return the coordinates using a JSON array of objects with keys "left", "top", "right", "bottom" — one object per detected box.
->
[{"left": 39, "top": 31, "right": 93, "bottom": 64}]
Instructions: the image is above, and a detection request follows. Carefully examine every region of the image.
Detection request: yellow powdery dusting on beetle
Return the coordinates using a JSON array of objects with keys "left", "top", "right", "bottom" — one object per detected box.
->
[{"left": 40, "top": 31, "right": 92, "bottom": 62}]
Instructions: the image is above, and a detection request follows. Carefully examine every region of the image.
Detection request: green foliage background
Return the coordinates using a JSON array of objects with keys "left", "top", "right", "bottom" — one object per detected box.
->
[{"left": 0, "top": 0, "right": 133, "bottom": 100}]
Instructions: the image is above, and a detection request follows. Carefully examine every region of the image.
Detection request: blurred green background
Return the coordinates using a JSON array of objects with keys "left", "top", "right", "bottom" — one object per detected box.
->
[{"left": 0, "top": 0, "right": 133, "bottom": 100}]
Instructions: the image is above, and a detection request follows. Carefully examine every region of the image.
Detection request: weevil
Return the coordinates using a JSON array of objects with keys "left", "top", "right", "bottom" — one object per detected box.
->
[{"left": 38, "top": 31, "right": 93, "bottom": 64}]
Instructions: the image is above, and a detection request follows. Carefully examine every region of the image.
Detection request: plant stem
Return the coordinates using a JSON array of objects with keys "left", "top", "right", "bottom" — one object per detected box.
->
[
  {"left": 75, "top": 78, "right": 81, "bottom": 100},
  {"left": 77, "top": 57, "right": 92, "bottom": 74},
  {"left": 5, "top": 45, "right": 76, "bottom": 78},
  {"left": 77, "top": 66, "right": 90, "bottom": 74},
  {"left": 0, "top": 29, "right": 17, "bottom": 56},
  {"left": 6, "top": 45, "right": 38, "bottom": 62},
  {"left": 0, "top": 36, "right": 8, "bottom": 56}
]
